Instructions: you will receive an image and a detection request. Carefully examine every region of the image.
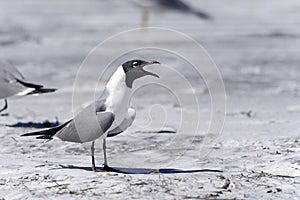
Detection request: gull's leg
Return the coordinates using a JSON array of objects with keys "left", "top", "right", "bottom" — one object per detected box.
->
[
  {"left": 103, "top": 138, "right": 108, "bottom": 168},
  {"left": 0, "top": 99, "right": 8, "bottom": 113},
  {"left": 92, "top": 140, "right": 116, "bottom": 173},
  {"left": 91, "top": 141, "right": 97, "bottom": 171},
  {"left": 102, "top": 138, "right": 119, "bottom": 172}
]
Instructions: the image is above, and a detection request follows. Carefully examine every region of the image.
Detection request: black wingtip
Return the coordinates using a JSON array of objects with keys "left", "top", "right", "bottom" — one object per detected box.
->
[
  {"left": 21, "top": 119, "right": 72, "bottom": 138},
  {"left": 194, "top": 11, "right": 212, "bottom": 20},
  {"left": 21, "top": 132, "right": 37, "bottom": 137},
  {"left": 27, "top": 88, "right": 57, "bottom": 95},
  {"left": 36, "top": 88, "right": 57, "bottom": 93},
  {"left": 15, "top": 78, "right": 57, "bottom": 94}
]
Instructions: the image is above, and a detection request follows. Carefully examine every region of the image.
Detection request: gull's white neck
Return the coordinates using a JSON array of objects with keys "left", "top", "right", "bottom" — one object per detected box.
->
[{"left": 103, "top": 66, "right": 132, "bottom": 114}]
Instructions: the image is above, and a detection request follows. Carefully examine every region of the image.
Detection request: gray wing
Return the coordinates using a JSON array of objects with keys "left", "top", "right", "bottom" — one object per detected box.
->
[
  {"left": 0, "top": 61, "right": 27, "bottom": 99},
  {"left": 55, "top": 103, "right": 115, "bottom": 143},
  {"left": 107, "top": 108, "right": 136, "bottom": 137},
  {"left": 0, "top": 61, "right": 55, "bottom": 98},
  {"left": 0, "top": 61, "right": 24, "bottom": 80}
]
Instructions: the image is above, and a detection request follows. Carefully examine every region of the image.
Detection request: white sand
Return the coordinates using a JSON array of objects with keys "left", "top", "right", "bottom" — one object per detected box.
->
[{"left": 0, "top": 0, "right": 299, "bottom": 199}]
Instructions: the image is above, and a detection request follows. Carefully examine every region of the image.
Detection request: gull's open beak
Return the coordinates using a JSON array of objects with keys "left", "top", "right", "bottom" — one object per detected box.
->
[{"left": 140, "top": 60, "right": 160, "bottom": 78}]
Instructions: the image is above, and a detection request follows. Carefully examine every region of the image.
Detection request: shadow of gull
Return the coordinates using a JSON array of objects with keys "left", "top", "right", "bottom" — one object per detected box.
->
[
  {"left": 5, "top": 120, "right": 60, "bottom": 128},
  {"left": 57, "top": 165, "right": 223, "bottom": 174}
]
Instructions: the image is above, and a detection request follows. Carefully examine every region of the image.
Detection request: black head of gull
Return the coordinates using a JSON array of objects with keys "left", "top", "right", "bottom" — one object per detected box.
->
[{"left": 122, "top": 59, "right": 160, "bottom": 88}]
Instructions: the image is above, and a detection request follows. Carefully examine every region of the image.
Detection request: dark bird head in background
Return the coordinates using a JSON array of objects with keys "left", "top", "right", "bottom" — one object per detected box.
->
[{"left": 122, "top": 59, "right": 160, "bottom": 88}]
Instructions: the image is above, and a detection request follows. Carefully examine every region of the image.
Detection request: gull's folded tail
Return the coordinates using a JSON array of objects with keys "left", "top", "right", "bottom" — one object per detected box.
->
[{"left": 21, "top": 120, "right": 71, "bottom": 139}]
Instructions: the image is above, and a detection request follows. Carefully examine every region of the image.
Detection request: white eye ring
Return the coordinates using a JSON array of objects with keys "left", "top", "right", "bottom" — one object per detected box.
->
[{"left": 133, "top": 62, "right": 138, "bottom": 66}]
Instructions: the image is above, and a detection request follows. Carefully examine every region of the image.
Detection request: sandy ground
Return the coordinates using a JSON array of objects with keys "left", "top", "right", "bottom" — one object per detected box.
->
[{"left": 0, "top": 0, "right": 300, "bottom": 199}]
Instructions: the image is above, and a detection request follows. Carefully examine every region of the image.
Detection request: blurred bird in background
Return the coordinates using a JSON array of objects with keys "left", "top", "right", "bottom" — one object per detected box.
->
[
  {"left": 130, "top": 0, "right": 212, "bottom": 27},
  {"left": 0, "top": 61, "right": 56, "bottom": 113}
]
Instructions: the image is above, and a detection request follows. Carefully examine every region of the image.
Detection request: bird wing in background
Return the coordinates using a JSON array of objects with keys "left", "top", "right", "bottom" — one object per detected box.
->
[
  {"left": 157, "top": 0, "right": 211, "bottom": 19},
  {"left": 130, "top": 0, "right": 212, "bottom": 28},
  {"left": 156, "top": 0, "right": 191, "bottom": 11},
  {"left": 0, "top": 61, "right": 24, "bottom": 81},
  {"left": 0, "top": 61, "right": 27, "bottom": 99},
  {"left": 0, "top": 61, "right": 56, "bottom": 99}
]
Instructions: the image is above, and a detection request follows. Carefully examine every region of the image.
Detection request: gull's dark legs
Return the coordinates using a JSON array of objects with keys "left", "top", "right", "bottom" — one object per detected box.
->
[
  {"left": 91, "top": 141, "right": 97, "bottom": 171},
  {"left": 91, "top": 139, "right": 119, "bottom": 173},
  {"left": 102, "top": 138, "right": 120, "bottom": 172},
  {"left": 0, "top": 99, "right": 8, "bottom": 113},
  {"left": 103, "top": 138, "right": 109, "bottom": 169}
]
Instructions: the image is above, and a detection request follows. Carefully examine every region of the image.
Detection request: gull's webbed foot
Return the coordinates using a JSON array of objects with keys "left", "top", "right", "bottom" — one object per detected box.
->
[{"left": 103, "top": 164, "right": 121, "bottom": 173}]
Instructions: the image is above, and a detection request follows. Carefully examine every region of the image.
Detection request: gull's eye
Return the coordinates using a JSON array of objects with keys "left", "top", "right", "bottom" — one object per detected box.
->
[{"left": 133, "top": 62, "right": 138, "bottom": 67}]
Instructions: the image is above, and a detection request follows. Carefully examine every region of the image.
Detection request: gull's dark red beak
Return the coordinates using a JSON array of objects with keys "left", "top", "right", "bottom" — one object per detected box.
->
[
  {"left": 148, "top": 61, "right": 160, "bottom": 65},
  {"left": 140, "top": 60, "right": 160, "bottom": 78}
]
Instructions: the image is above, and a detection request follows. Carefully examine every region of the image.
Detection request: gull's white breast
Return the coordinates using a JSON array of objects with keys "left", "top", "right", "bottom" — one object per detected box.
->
[{"left": 103, "top": 67, "right": 132, "bottom": 130}]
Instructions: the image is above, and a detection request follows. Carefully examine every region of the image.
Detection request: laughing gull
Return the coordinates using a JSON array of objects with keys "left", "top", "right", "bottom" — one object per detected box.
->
[
  {"left": 131, "top": 0, "right": 211, "bottom": 27},
  {"left": 0, "top": 61, "right": 56, "bottom": 113},
  {"left": 22, "top": 59, "right": 160, "bottom": 172}
]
